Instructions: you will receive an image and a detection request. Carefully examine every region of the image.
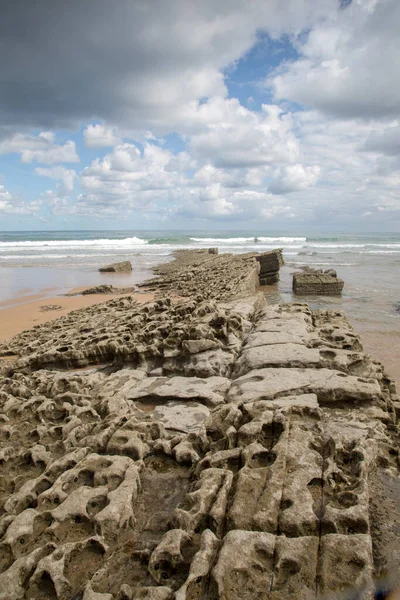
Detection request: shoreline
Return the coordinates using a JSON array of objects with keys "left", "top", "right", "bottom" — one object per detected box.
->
[
  {"left": 0, "top": 255, "right": 398, "bottom": 384},
  {"left": 0, "top": 286, "right": 155, "bottom": 343}
]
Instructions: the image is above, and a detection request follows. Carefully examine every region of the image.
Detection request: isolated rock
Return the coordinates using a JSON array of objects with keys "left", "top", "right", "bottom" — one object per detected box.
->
[
  {"left": 255, "top": 248, "right": 284, "bottom": 285},
  {"left": 293, "top": 269, "right": 344, "bottom": 295},
  {"left": 99, "top": 260, "right": 132, "bottom": 273}
]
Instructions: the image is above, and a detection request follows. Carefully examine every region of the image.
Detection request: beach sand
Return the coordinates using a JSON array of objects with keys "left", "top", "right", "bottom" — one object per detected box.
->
[{"left": 0, "top": 286, "right": 155, "bottom": 342}]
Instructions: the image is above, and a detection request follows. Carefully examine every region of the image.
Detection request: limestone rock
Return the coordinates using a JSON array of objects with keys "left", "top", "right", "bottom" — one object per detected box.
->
[
  {"left": 152, "top": 401, "right": 210, "bottom": 433},
  {"left": 228, "top": 366, "right": 383, "bottom": 406},
  {"left": 81, "top": 284, "right": 135, "bottom": 295},
  {"left": 127, "top": 375, "right": 230, "bottom": 409},
  {"left": 293, "top": 269, "right": 344, "bottom": 295},
  {"left": 255, "top": 248, "right": 285, "bottom": 285},
  {"left": 99, "top": 261, "right": 132, "bottom": 273}
]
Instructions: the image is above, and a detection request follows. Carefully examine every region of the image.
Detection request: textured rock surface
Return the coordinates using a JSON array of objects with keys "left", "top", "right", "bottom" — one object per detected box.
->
[
  {"left": 0, "top": 252, "right": 399, "bottom": 599},
  {"left": 99, "top": 261, "right": 132, "bottom": 273},
  {"left": 293, "top": 268, "right": 344, "bottom": 296},
  {"left": 140, "top": 250, "right": 261, "bottom": 301},
  {"left": 256, "top": 248, "right": 284, "bottom": 285},
  {"left": 81, "top": 285, "right": 135, "bottom": 296}
]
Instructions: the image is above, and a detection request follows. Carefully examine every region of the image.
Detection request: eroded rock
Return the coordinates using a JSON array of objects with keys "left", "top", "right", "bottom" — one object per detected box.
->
[{"left": 0, "top": 251, "right": 398, "bottom": 599}]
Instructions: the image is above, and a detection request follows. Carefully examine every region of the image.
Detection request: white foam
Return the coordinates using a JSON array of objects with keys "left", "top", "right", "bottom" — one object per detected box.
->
[
  {"left": 0, "top": 236, "right": 148, "bottom": 249},
  {"left": 189, "top": 236, "right": 306, "bottom": 244}
]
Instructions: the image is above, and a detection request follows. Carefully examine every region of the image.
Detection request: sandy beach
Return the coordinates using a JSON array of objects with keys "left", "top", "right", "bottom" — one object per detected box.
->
[{"left": 0, "top": 286, "right": 155, "bottom": 342}]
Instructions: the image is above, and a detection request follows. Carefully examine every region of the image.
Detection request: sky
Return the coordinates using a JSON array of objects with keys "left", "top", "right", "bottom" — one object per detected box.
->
[{"left": 1, "top": 0, "right": 400, "bottom": 232}]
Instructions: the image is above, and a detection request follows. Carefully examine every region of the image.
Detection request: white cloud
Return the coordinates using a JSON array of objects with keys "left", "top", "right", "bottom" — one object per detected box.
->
[
  {"left": 4, "top": 0, "right": 400, "bottom": 229},
  {"left": 268, "top": 164, "right": 320, "bottom": 194},
  {"left": 35, "top": 166, "right": 77, "bottom": 193},
  {"left": 172, "top": 185, "right": 295, "bottom": 222},
  {"left": 67, "top": 142, "right": 190, "bottom": 216},
  {"left": 0, "top": 132, "right": 79, "bottom": 164},
  {"left": 83, "top": 124, "right": 122, "bottom": 148},
  {"left": 272, "top": 0, "right": 400, "bottom": 120},
  {"left": 0, "top": 183, "right": 41, "bottom": 215},
  {"left": 189, "top": 99, "right": 299, "bottom": 167}
]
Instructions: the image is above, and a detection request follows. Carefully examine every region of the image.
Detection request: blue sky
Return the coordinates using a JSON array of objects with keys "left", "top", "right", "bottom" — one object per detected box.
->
[{"left": 1, "top": 0, "right": 400, "bottom": 231}]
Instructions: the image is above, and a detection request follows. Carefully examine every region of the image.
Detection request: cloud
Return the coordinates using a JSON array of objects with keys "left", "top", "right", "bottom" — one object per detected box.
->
[
  {"left": 0, "top": 182, "right": 41, "bottom": 215},
  {"left": 69, "top": 142, "right": 190, "bottom": 216},
  {"left": 362, "top": 123, "right": 400, "bottom": 156},
  {"left": 83, "top": 124, "right": 122, "bottom": 148},
  {"left": 272, "top": 0, "right": 400, "bottom": 120},
  {"left": 35, "top": 166, "right": 77, "bottom": 193},
  {"left": 4, "top": 0, "right": 400, "bottom": 230},
  {"left": 189, "top": 99, "right": 299, "bottom": 168},
  {"left": 0, "top": 132, "right": 79, "bottom": 164},
  {"left": 268, "top": 164, "right": 320, "bottom": 194},
  {"left": 172, "top": 185, "right": 296, "bottom": 222},
  {"left": 0, "top": 0, "right": 336, "bottom": 133}
]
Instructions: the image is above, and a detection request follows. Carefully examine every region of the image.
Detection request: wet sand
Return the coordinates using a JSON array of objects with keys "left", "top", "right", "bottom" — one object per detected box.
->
[
  {"left": 355, "top": 330, "right": 400, "bottom": 385},
  {"left": 0, "top": 287, "right": 155, "bottom": 342}
]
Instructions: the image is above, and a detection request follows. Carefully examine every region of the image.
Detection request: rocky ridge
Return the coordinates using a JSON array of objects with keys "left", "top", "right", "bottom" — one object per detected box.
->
[
  {"left": 140, "top": 249, "right": 261, "bottom": 301},
  {"left": 0, "top": 250, "right": 399, "bottom": 600}
]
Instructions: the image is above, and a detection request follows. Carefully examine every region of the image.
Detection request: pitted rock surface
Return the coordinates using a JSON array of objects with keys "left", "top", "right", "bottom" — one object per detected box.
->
[
  {"left": 0, "top": 255, "right": 399, "bottom": 599},
  {"left": 140, "top": 249, "right": 261, "bottom": 301}
]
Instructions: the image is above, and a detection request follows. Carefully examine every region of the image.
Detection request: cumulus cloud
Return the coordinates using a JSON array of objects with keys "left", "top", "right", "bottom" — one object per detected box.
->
[
  {"left": 172, "top": 185, "right": 296, "bottom": 222},
  {"left": 35, "top": 166, "right": 77, "bottom": 193},
  {"left": 0, "top": 0, "right": 335, "bottom": 133},
  {"left": 272, "top": 0, "right": 400, "bottom": 120},
  {"left": 70, "top": 142, "right": 190, "bottom": 216},
  {"left": 83, "top": 124, "right": 122, "bottom": 148},
  {"left": 3, "top": 0, "right": 400, "bottom": 229},
  {"left": 0, "top": 132, "right": 79, "bottom": 164},
  {"left": 268, "top": 164, "right": 320, "bottom": 194},
  {"left": 190, "top": 100, "right": 299, "bottom": 168},
  {"left": 0, "top": 182, "right": 41, "bottom": 215}
]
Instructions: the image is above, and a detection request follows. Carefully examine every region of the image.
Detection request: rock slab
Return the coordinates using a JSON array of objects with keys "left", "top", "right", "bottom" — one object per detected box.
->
[
  {"left": 293, "top": 269, "right": 344, "bottom": 295},
  {"left": 255, "top": 249, "right": 284, "bottom": 285},
  {"left": 99, "top": 261, "right": 132, "bottom": 273}
]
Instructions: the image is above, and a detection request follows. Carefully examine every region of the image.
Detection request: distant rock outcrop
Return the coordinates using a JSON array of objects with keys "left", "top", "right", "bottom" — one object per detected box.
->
[
  {"left": 293, "top": 268, "right": 344, "bottom": 295},
  {"left": 99, "top": 260, "right": 132, "bottom": 273}
]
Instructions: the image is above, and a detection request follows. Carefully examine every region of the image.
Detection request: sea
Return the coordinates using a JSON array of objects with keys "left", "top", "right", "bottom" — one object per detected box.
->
[{"left": 0, "top": 230, "right": 399, "bottom": 380}]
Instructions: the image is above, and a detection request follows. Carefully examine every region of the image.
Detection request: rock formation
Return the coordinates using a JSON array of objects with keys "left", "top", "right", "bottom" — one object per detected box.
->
[
  {"left": 81, "top": 285, "right": 135, "bottom": 296},
  {"left": 255, "top": 249, "right": 284, "bottom": 285},
  {"left": 0, "top": 250, "right": 398, "bottom": 599},
  {"left": 140, "top": 250, "right": 261, "bottom": 301},
  {"left": 293, "top": 268, "right": 344, "bottom": 296},
  {"left": 99, "top": 261, "right": 132, "bottom": 273},
  {"left": 140, "top": 248, "right": 284, "bottom": 299}
]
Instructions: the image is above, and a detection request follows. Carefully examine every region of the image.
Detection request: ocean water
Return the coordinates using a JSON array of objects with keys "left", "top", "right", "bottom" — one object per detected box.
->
[{"left": 0, "top": 230, "right": 399, "bottom": 379}]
